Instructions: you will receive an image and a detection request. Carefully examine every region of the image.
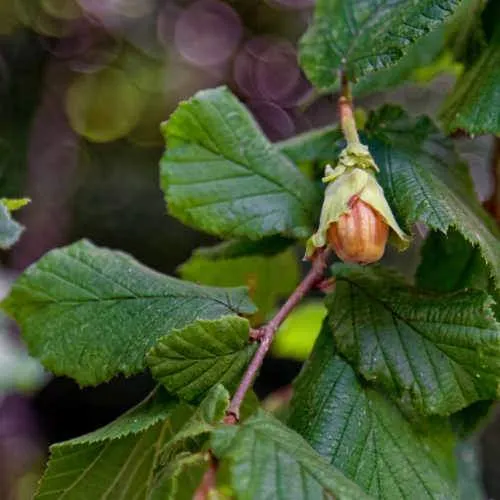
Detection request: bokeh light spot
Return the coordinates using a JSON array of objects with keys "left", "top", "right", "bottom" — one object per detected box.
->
[
  {"left": 174, "top": 0, "right": 242, "bottom": 67},
  {"left": 65, "top": 67, "right": 143, "bottom": 142}
]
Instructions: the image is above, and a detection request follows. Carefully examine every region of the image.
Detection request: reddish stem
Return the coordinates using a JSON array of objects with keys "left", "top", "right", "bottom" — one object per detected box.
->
[
  {"left": 193, "top": 454, "right": 218, "bottom": 500},
  {"left": 484, "top": 137, "right": 500, "bottom": 224},
  {"left": 225, "top": 249, "right": 330, "bottom": 422}
]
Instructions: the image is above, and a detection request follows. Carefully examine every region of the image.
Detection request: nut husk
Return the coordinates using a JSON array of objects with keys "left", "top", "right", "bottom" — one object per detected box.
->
[{"left": 327, "top": 197, "right": 389, "bottom": 264}]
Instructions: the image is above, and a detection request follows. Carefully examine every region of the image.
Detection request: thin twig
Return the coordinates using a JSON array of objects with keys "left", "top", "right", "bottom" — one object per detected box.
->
[
  {"left": 492, "top": 136, "right": 500, "bottom": 223},
  {"left": 193, "top": 454, "right": 218, "bottom": 500},
  {"left": 225, "top": 248, "right": 331, "bottom": 423},
  {"left": 484, "top": 136, "right": 500, "bottom": 224}
]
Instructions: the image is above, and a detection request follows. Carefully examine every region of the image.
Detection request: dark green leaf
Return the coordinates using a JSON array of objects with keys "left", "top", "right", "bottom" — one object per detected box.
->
[
  {"left": 300, "top": 0, "right": 460, "bottom": 90},
  {"left": 353, "top": 25, "right": 450, "bottom": 96},
  {"left": 211, "top": 409, "right": 371, "bottom": 500},
  {"left": 327, "top": 264, "right": 500, "bottom": 416},
  {"left": 147, "top": 317, "right": 256, "bottom": 403},
  {"left": 441, "top": 19, "right": 500, "bottom": 134},
  {"left": 1, "top": 240, "right": 256, "bottom": 386},
  {"left": 417, "top": 229, "right": 500, "bottom": 320},
  {"left": 35, "top": 389, "right": 194, "bottom": 499},
  {"left": 0, "top": 200, "right": 24, "bottom": 249},
  {"left": 451, "top": 400, "right": 495, "bottom": 438},
  {"left": 417, "top": 228, "right": 490, "bottom": 293},
  {"left": 179, "top": 247, "right": 299, "bottom": 320},
  {"left": 288, "top": 323, "right": 458, "bottom": 499},
  {"left": 163, "top": 384, "right": 229, "bottom": 456},
  {"left": 36, "top": 386, "right": 231, "bottom": 500},
  {"left": 365, "top": 105, "right": 500, "bottom": 285},
  {"left": 160, "top": 86, "right": 320, "bottom": 240}
]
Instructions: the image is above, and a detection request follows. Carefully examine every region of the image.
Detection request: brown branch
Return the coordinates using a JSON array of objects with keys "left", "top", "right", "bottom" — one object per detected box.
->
[
  {"left": 484, "top": 137, "right": 500, "bottom": 224},
  {"left": 491, "top": 136, "right": 500, "bottom": 223},
  {"left": 225, "top": 248, "right": 331, "bottom": 423},
  {"left": 193, "top": 454, "right": 218, "bottom": 500}
]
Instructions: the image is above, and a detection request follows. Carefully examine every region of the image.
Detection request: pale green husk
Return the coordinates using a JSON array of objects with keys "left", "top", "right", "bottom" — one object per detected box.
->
[{"left": 306, "top": 145, "right": 410, "bottom": 257}]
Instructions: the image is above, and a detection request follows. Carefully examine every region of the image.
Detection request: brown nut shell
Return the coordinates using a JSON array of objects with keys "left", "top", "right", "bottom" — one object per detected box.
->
[{"left": 327, "top": 197, "right": 389, "bottom": 264}]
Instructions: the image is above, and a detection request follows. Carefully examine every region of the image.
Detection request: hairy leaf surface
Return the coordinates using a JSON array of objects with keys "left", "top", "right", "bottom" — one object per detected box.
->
[
  {"left": 288, "top": 324, "right": 457, "bottom": 499},
  {"left": 365, "top": 106, "right": 500, "bottom": 284},
  {"left": 300, "top": 0, "right": 460, "bottom": 89},
  {"left": 211, "top": 409, "right": 371, "bottom": 500},
  {"left": 160, "top": 87, "right": 320, "bottom": 240},
  {"left": 327, "top": 264, "right": 500, "bottom": 416},
  {"left": 35, "top": 389, "right": 197, "bottom": 499},
  {"left": 179, "top": 246, "right": 299, "bottom": 319},
  {"left": 1, "top": 240, "right": 256, "bottom": 386},
  {"left": 147, "top": 317, "right": 257, "bottom": 402},
  {"left": 441, "top": 17, "right": 500, "bottom": 134}
]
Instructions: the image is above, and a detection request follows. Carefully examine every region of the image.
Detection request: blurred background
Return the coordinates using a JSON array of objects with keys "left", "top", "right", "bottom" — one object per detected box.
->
[{"left": 0, "top": 0, "right": 496, "bottom": 498}]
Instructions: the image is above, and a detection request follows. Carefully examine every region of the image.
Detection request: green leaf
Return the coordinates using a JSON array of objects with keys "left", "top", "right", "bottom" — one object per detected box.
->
[
  {"left": 179, "top": 246, "right": 299, "bottom": 320},
  {"left": 1, "top": 240, "right": 256, "bottom": 386},
  {"left": 417, "top": 228, "right": 490, "bottom": 293},
  {"left": 36, "top": 386, "right": 231, "bottom": 500},
  {"left": 327, "top": 264, "right": 500, "bottom": 416},
  {"left": 418, "top": 230, "right": 498, "bottom": 436},
  {"left": 441, "top": 20, "right": 500, "bottom": 134},
  {"left": 288, "top": 323, "right": 458, "bottom": 499},
  {"left": 147, "top": 317, "right": 256, "bottom": 403},
  {"left": 163, "top": 384, "right": 230, "bottom": 455},
  {"left": 160, "top": 86, "right": 320, "bottom": 240},
  {"left": 365, "top": 105, "right": 500, "bottom": 285},
  {"left": 0, "top": 199, "right": 24, "bottom": 249},
  {"left": 211, "top": 409, "right": 371, "bottom": 500},
  {"left": 417, "top": 229, "right": 500, "bottom": 320},
  {"left": 35, "top": 388, "right": 194, "bottom": 500},
  {"left": 276, "top": 124, "right": 342, "bottom": 164},
  {"left": 0, "top": 197, "right": 30, "bottom": 211},
  {"left": 300, "top": 0, "right": 461, "bottom": 90},
  {"left": 190, "top": 236, "right": 294, "bottom": 259},
  {"left": 153, "top": 452, "right": 208, "bottom": 500},
  {"left": 353, "top": 25, "right": 452, "bottom": 96},
  {"left": 271, "top": 301, "right": 326, "bottom": 361}
]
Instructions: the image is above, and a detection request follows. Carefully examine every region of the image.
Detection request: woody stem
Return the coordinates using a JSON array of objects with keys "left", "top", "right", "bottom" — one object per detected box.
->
[{"left": 225, "top": 248, "right": 331, "bottom": 423}]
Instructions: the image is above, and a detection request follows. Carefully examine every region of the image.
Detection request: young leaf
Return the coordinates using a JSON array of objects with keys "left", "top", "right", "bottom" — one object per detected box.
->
[
  {"left": 1, "top": 240, "right": 256, "bottom": 386},
  {"left": 211, "top": 409, "right": 371, "bottom": 500},
  {"left": 288, "top": 323, "right": 458, "bottom": 499},
  {"left": 0, "top": 199, "right": 25, "bottom": 249},
  {"left": 327, "top": 264, "right": 500, "bottom": 416},
  {"left": 160, "top": 86, "right": 320, "bottom": 240},
  {"left": 365, "top": 105, "right": 500, "bottom": 285},
  {"left": 163, "top": 384, "right": 229, "bottom": 455},
  {"left": 441, "top": 13, "right": 500, "bottom": 134},
  {"left": 179, "top": 246, "right": 299, "bottom": 320},
  {"left": 300, "top": 0, "right": 460, "bottom": 90},
  {"left": 147, "top": 317, "right": 257, "bottom": 403},
  {"left": 35, "top": 388, "right": 194, "bottom": 500}
]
